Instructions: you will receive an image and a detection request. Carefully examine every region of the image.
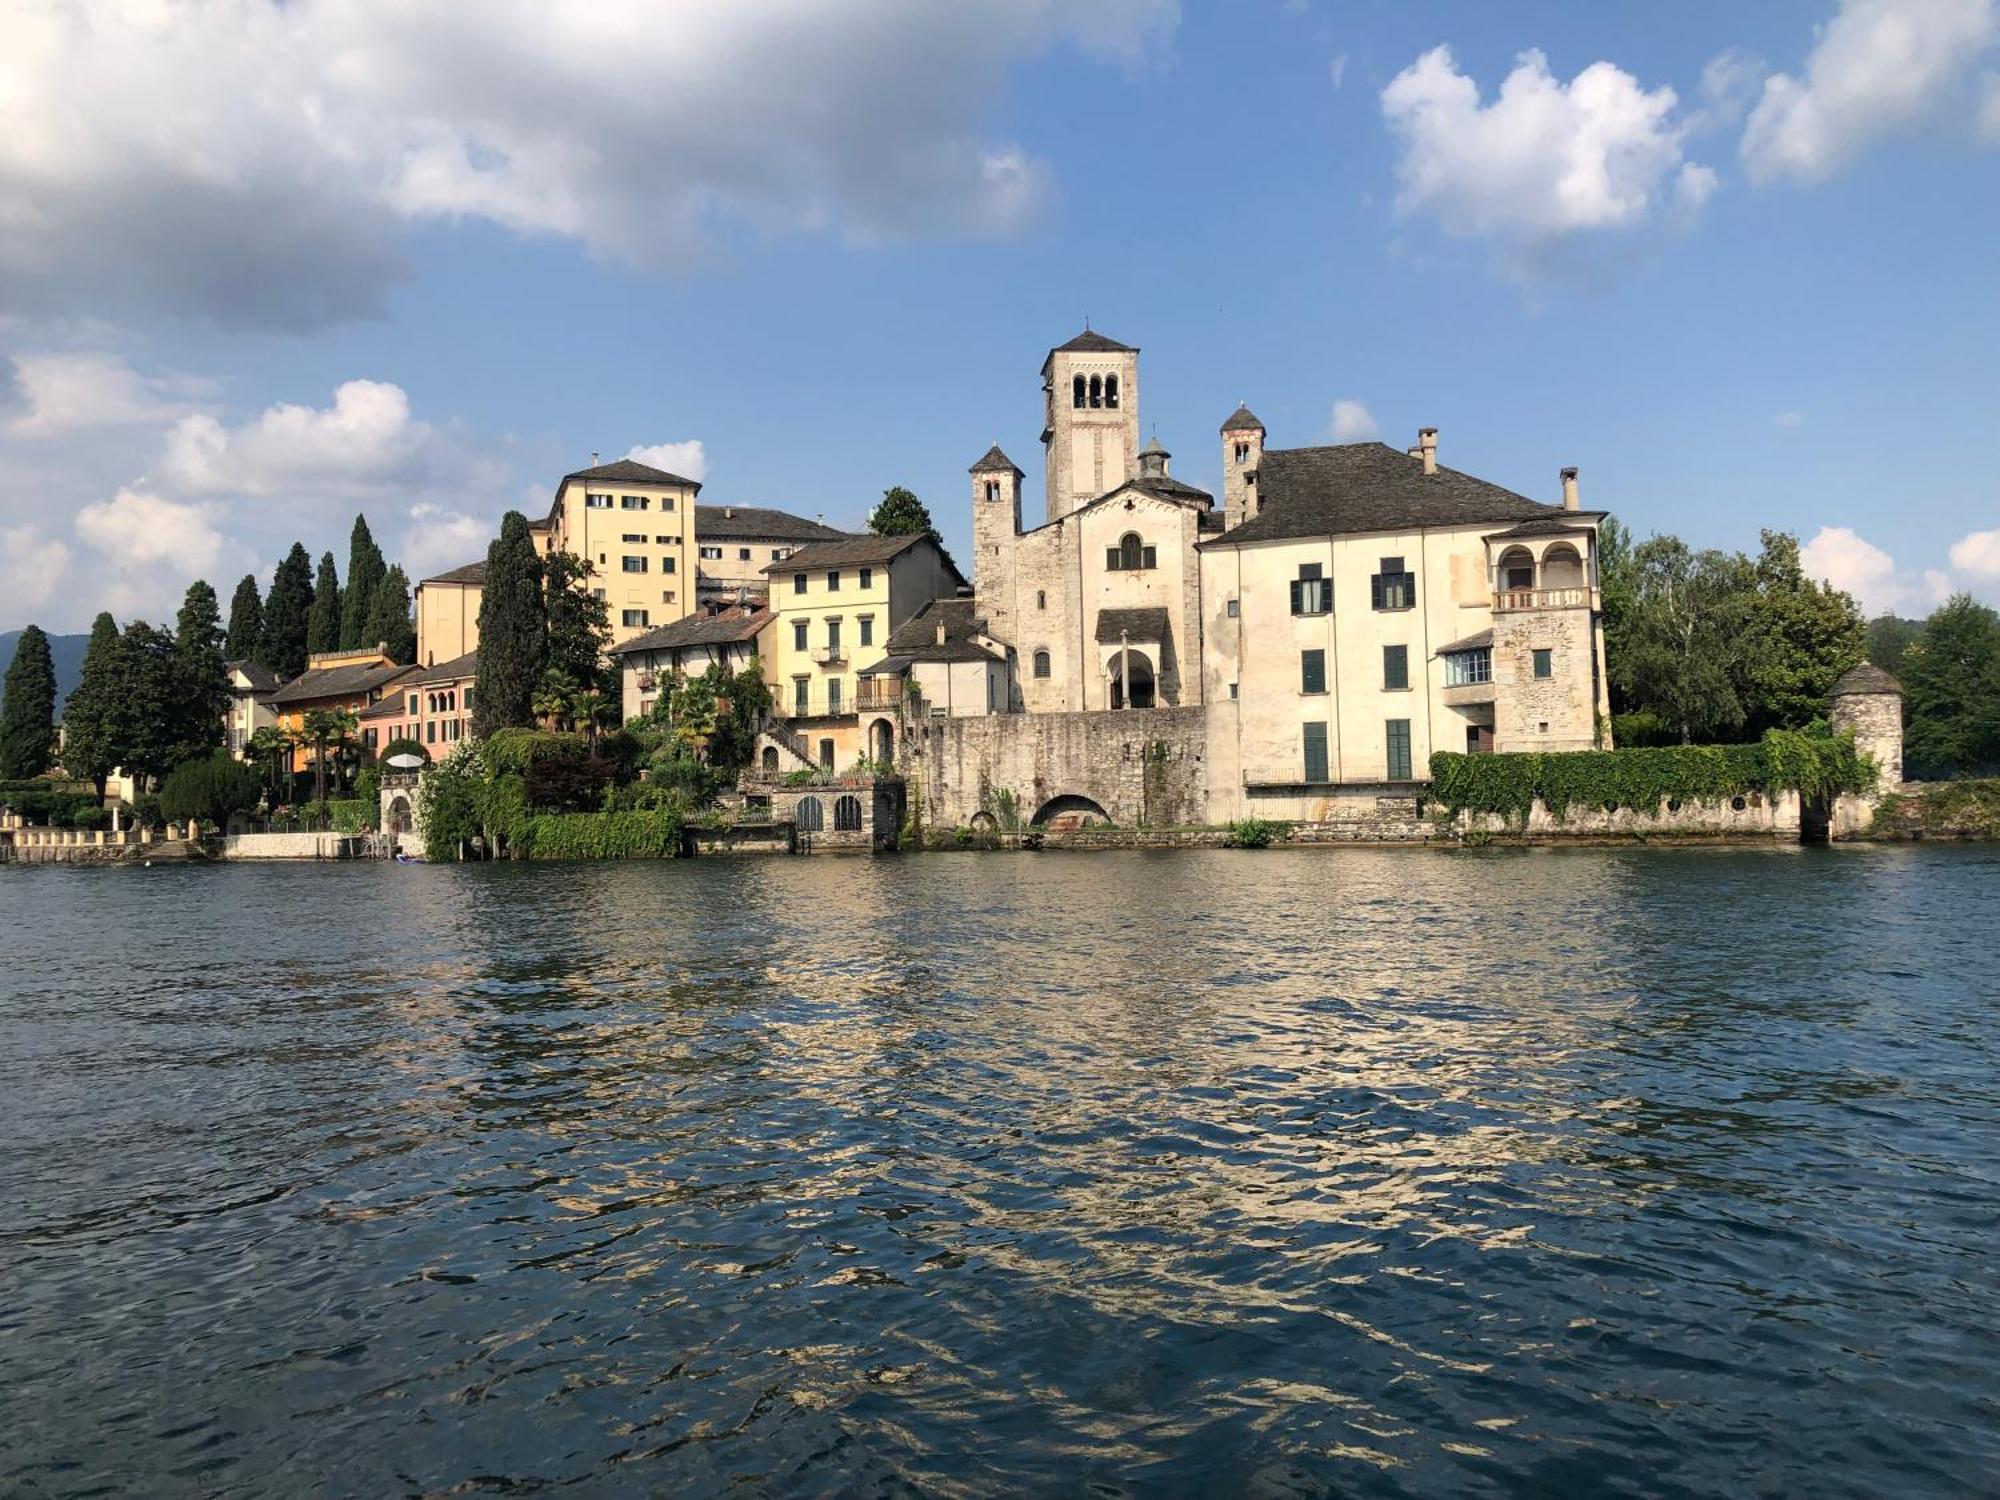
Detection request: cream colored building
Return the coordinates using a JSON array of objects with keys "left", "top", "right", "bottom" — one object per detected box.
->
[
  {"left": 605, "top": 603, "right": 772, "bottom": 723},
  {"left": 413, "top": 560, "right": 485, "bottom": 668},
  {"left": 1200, "top": 425, "right": 1611, "bottom": 820},
  {"left": 694, "top": 505, "right": 852, "bottom": 605},
  {"left": 531, "top": 458, "right": 700, "bottom": 647},
  {"left": 764, "top": 533, "right": 966, "bottom": 768},
  {"left": 222, "top": 659, "right": 279, "bottom": 756}
]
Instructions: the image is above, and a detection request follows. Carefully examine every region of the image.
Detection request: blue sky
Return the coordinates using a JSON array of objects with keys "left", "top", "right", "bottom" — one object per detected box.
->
[{"left": 3, "top": 0, "right": 1997, "bottom": 633}]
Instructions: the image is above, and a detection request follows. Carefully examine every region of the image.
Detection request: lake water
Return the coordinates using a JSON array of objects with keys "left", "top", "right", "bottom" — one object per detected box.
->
[{"left": 3, "top": 847, "right": 1998, "bottom": 1497}]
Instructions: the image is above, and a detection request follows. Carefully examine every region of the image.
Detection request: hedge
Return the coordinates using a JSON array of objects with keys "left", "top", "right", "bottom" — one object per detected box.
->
[
  {"left": 1430, "top": 729, "right": 1872, "bottom": 825},
  {"left": 518, "top": 809, "right": 686, "bottom": 860}
]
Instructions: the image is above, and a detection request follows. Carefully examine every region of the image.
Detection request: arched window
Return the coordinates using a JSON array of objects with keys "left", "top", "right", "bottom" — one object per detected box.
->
[
  {"left": 1116, "top": 532, "right": 1148, "bottom": 570},
  {"left": 984, "top": 480, "right": 998, "bottom": 502},
  {"left": 834, "top": 795, "right": 862, "bottom": 832},
  {"left": 1036, "top": 589, "right": 1046, "bottom": 610},
  {"left": 1033, "top": 649, "right": 1051, "bottom": 679},
  {"left": 1499, "top": 546, "right": 1536, "bottom": 592},
  {"left": 761, "top": 746, "right": 779, "bottom": 773},
  {"left": 1105, "top": 373, "right": 1119, "bottom": 409},
  {"left": 796, "top": 796, "right": 824, "bottom": 832},
  {"left": 1073, "top": 374, "right": 1086, "bottom": 409},
  {"left": 1089, "top": 374, "right": 1103, "bottom": 408},
  {"left": 1541, "top": 544, "right": 1585, "bottom": 589}
]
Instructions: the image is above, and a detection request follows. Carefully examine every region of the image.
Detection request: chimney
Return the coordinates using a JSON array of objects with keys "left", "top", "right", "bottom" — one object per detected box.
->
[
  {"left": 1560, "top": 466, "right": 1580, "bottom": 511},
  {"left": 591, "top": 450, "right": 600, "bottom": 467},
  {"left": 935, "top": 619, "right": 947, "bottom": 646},
  {"left": 724, "top": 506, "right": 733, "bottom": 519},
  {"left": 1418, "top": 427, "right": 1438, "bottom": 476}
]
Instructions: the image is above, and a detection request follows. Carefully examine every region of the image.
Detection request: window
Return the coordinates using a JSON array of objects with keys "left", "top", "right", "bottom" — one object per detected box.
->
[
  {"left": 826, "top": 619, "right": 841, "bottom": 652},
  {"left": 1383, "top": 644, "right": 1409, "bottom": 691},
  {"left": 793, "top": 572, "right": 807, "bottom": 595},
  {"left": 1234, "top": 441, "right": 1250, "bottom": 462},
  {"left": 1371, "top": 557, "right": 1416, "bottom": 611},
  {"left": 622, "top": 609, "right": 650, "bottom": 628},
  {"left": 739, "top": 547, "right": 751, "bottom": 561},
  {"left": 700, "top": 545, "right": 723, "bottom": 560},
  {"left": 834, "top": 795, "right": 862, "bottom": 832},
  {"left": 662, "top": 496, "right": 675, "bottom": 512},
  {"left": 1107, "top": 532, "right": 1155, "bottom": 571},
  {"left": 796, "top": 795, "right": 824, "bottom": 832},
  {"left": 662, "top": 591, "right": 674, "bottom": 603},
  {"left": 655, "top": 535, "right": 675, "bottom": 545},
  {"left": 621, "top": 556, "right": 647, "bottom": 573},
  {"left": 793, "top": 676, "right": 810, "bottom": 715},
  {"left": 426, "top": 720, "right": 437, "bottom": 744},
  {"left": 1228, "top": 682, "right": 1238, "bottom": 699},
  {"left": 826, "top": 570, "right": 840, "bottom": 591},
  {"left": 1289, "top": 563, "right": 1331, "bottom": 616},
  {"left": 772, "top": 547, "right": 791, "bottom": 561},
  {"left": 1445, "top": 648, "right": 1493, "bottom": 686},
  {"left": 859, "top": 567, "right": 873, "bottom": 589},
  {"left": 1301, "top": 649, "right": 1327, "bottom": 694},
  {"left": 407, "top": 693, "right": 418, "bottom": 714},
  {"left": 1533, "top": 648, "right": 1553, "bottom": 679},
  {"left": 1033, "top": 649, "right": 1051, "bottom": 679},
  {"left": 1105, "top": 373, "right": 1120, "bottom": 409},
  {"left": 1500, "top": 548, "right": 1536, "bottom": 591},
  {"left": 818, "top": 738, "right": 835, "bottom": 768},
  {"left": 1073, "top": 374, "right": 1087, "bottom": 408},
  {"left": 591, "top": 588, "right": 606, "bottom": 601},
  {"left": 622, "top": 532, "right": 646, "bottom": 543},
  {"left": 620, "top": 495, "right": 648, "bottom": 510},
  {"left": 1303, "top": 721, "right": 1329, "bottom": 783},
  {"left": 1037, "top": 590, "right": 1047, "bottom": 610},
  {"left": 1226, "top": 598, "right": 1239, "bottom": 618},
  {"left": 826, "top": 678, "right": 842, "bottom": 714},
  {"left": 793, "top": 620, "right": 809, "bottom": 651},
  {"left": 1089, "top": 373, "right": 1103, "bottom": 408},
  {"left": 585, "top": 492, "right": 612, "bottom": 509},
  {"left": 859, "top": 616, "right": 874, "bottom": 647},
  {"left": 1386, "top": 719, "right": 1413, "bottom": 780},
  {"left": 363, "top": 727, "right": 378, "bottom": 750}
]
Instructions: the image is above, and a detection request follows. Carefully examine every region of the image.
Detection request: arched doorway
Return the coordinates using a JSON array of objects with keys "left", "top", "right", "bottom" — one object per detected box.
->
[
  {"left": 1031, "top": 793, "right": 1111, "bottom": 829},
  {"left": 1107, "top": 650, "right": 1155, "bottom": 710},
  {"left": 1498, "top": 546, "right": 1536, "bottom": 592},
  {"left": 870, "top": 718, "right": 894, "bottom": 764},
  {"left": 386, "top": 795, "right": 412, "bottom": 835},
  {"left": 761, "top": 745, "right": 780, "bottom": 773}
]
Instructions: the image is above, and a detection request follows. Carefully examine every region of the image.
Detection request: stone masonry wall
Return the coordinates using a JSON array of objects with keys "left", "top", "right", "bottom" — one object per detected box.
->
[{"left": 906, "top": 707, "right": 1207, "bottom": 829}]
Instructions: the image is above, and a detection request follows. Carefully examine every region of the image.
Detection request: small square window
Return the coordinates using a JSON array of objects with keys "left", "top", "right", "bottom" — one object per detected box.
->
[
  {"left": 739, "top": 547, "right": 751, "bottom": 561},
  {"left": 1226, "top": 598, "right": 1239, "bottom": 618}
]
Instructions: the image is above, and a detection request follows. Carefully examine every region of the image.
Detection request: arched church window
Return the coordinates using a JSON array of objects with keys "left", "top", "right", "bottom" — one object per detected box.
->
[
  {"left": 1117, "top": 532, "right": 1147, "bottom": 571},
  {"left": 984, "top": 480, "right": 998, "bottom": 501},
  {"left": 1089, "top": 374, "right": 1103, "bottom": 408},
  {"left": 1033, "top": 649, "right": 1051, "bottom": 679},
  {"left": 1234, "top": 441, "right": 1249, "bottom": 462},
  {"left": 1073, "top": 374, "right": 1087, "bottom": 409},
  {"left": 1105, "top": 374, "right": 1119, "bottom": 409}
]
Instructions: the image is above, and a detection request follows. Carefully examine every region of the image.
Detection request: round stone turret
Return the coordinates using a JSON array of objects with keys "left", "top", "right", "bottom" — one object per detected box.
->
[{"left": 1829, "top": 663, "right": 1904, "bottom": 791}]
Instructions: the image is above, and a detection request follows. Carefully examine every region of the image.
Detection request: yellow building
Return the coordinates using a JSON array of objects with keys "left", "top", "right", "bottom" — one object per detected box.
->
[
  {"left": 531, "top": 458, "right": 700, "bottom": 647},
  {"left": 413, "top": 560, "right": 485, "bottom": 668},
  {"left": 763, "top": 534, "right": 965, "bottom": 768},
  {"left": 268, "top": 648, "right": 417, "bottom": 775}
]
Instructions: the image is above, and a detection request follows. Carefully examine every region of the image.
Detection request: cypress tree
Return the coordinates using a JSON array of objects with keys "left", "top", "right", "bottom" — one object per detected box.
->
[
  {"left": 224, "top": 573, "right": 265, "bottom": 662},
  {"left": 366, "top": 564, "right": 417, "bottom": 665},
  {"left": 172, "top": 580, "right": 230, "bottom": 768},
  {"left": 114, "top": 621, "right": 182, "bottom": 786},
  {"left": 306, "top": 551, "right": 342, "bottom": 657},
  {"left": 0, "top": 624, "right": 59, "bottom": 780},
  {"left": 261, "top": 543, "right": 315, "bottom": 679},
  {"left": 61, "top": 612, "right": 125, "bottom": 798},
  {"left": 339, "top": 514, "right": 388, "bottom": 650},
  {"left": 472, "top": 512, "right": 546, "bottom": 736}
]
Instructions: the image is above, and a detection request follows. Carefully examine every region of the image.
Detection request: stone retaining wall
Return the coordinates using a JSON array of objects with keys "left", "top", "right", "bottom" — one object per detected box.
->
[{"left": 221, "top": 832, "right": 366, "bottom": 860}]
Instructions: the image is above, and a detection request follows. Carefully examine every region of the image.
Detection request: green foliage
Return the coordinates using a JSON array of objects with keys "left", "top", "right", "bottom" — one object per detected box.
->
[
  {"left": 353, "top": 765, "right": 381, "bottom": 809},
  {"left": 1430, "top": 732, "right": 1873, "bottom": 825},
  {"left": 522, "top": 748, "right": 615, "bottom": 812},
  {"left": 0, "top": 624, "right": 58, "bottom": 780},
  {"left": 1900, "top": 594, "right": 2000, "bottom": 777},
  {"left": 109, "top": 621, "right": 185, "bottom": 785},
  {"left": 658, "top": 660, "right": 772, "bottom": 770},
  {"left": 473, "top": 511, "right": 547, "bottom": 735},
  {"left": 1865, "top": 613, "right": 1924, "bottom": 678},
  {"left": 1871, "top": 780, "right": 2000, "bottom": 839},
  {"left": 417, "top": 741, "right": 486, "bottom": 861},
  {"left": 782, "top": 767, "right": 821, "bottom": 785},
  {"left": 381, "top": 735, "right": 428, "bottom": 765},
  {"left": 519, "top": 809, "right": 686, "bottom": 860},
  {"left": 70, "top": 804, "right": 111, "bottom": 832},
  {"left": 260, "top": 543, "right": 315, "bottom": 680},
  {"left": 1610, "top": 710, "right": 1674, "bottom": 747},
  {"left": 224, "top": 574, "right": 265, "bottom": 663},
  {"left": 0, "top": 778, "right": 102, "bottom": 826},
  {"left": 307, "top": 550, "right": 342, "bottom": 656},
  {"left": 339, "top": 514, "right": 388, "bottom": 651},
  {"left": 1741, "top": 531, "right": 1865, "bottom": 735},
  {"left": 59, "top": 613, "right": 124, "bottom": 794},
  {"left": 867, "top": 485, "right": 940, "bottom": 546},
  {"left": 159, "top": 751, "right": 262, "bottom": 828},
  {"left": 367, "top": 564, "right": 417, "bottom": 665},
  {"left": 299, "top": 706, "right": 360, "bottom": 802},
  {"left": 326, "top": 798, "right": 375, "bottom": 834},
  {"left": 132, "top": 793, "right": 164, "bottom": 831},
  {"left": 1228, "top": 817, "right": 1287, "bottom": 849},
  {"left": 172, "top": 579, "right": 230, "bottom": 768},
  {"left": 481, "top": 726, "right": 586, "bottom": 775},
  {"left": 993, "top": 787, "right": 1020, "bottom": 832},
  {"left": 542, "top": 551, "right": 611, "bottom": 692}
]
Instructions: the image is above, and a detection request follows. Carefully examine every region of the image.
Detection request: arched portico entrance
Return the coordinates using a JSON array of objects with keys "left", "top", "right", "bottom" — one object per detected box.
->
[
  {"left": 1031, "top": 793, "right": 1111, "bottom": 829},
  {"left": 386, "top": 794, "right": 413, "bottom": 835},
  {"left": 870, "top": 717, "right": 894, "bottom": 764},
  {"left": 1106, "top": 650, "right": 1155, "bottom": 710}
]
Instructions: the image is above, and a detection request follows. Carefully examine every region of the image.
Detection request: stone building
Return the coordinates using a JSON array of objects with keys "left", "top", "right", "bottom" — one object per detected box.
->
[
  {"left": 605, "top": 601, "right": 772, "bottom": 722},
  {"left": 693, "top": 505, "right": 854, "bottom": 606}
]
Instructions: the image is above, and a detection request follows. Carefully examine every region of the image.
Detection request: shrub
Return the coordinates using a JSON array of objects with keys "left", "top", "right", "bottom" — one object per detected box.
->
[
  {"left": 519, "top": 809, "right": 685, "bottom": 860},
  {"left": 1228, "top": 817, "right": 1286, "bottom": 849},
  {"left": 327, "top": 798, "right": 374, "bottom": 834},
  {"left": 522, "top": 750, "right": 615, "bottom": 813},
  {"left": 160, "top": 752, "right": 263, "bottom": 829},
  {"left": 380, "top": 736, "right": 429, "bottom": 766},
  {"left": 70, "top": 804, "right": 111, "bottom": 831},
  {"left": 482, "top": 727, "right": 587, "bottom": 776}
]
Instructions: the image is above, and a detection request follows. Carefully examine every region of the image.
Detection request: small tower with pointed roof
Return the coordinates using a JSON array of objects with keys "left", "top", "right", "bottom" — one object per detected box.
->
[
  {"left": 1220, "top": 404, "right": 1265, "bottom": 533},
  {"left": 1829, "top": 663, "right": 1905, "bottom": 792},
  {"left": 1041, "top": 329, "right": 1139, "bottom": 524}
]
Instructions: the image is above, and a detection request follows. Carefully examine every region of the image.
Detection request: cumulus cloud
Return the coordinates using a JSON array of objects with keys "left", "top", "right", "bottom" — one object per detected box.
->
[
  {"left": 1741, "top": 0, "right": 1998, "bottom": 182},
  {"left": 72, "top": 486, "right": 260, "bottom": 621},
  {"left": 1801, "top": 525, "right": 1953, "bottom": 615},
  {"left": 1330, "top": 399, "right": 1379, "bottom": 442},
  {"left": 5, "top": 352, "right": 214, "bottom": 436},
  {"left": 0, "top": 523, "right": 76, "bottom": 621},
  {"left": 1380, "top": 46, "right": 1714, "bottom": 266},
  {"left": 1949, "top": 527, "right": 2000, "bottom": 577},
  {"left": 1982, "top": 71, "right": 2000, "bottom": 140},
  {"left": 398, "top": 502, "right": 502, "bottom": 586},
  {"left": 0, "top": 0, "right": 1179, "bottom": 329},
  {"left": 625, "top": 441, "right": 710, "bottom": 484}
]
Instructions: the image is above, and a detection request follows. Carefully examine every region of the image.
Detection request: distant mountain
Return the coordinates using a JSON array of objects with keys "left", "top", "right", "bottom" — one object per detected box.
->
[{"left": 0, "top": 630, "right": 92, "bottom": 717}]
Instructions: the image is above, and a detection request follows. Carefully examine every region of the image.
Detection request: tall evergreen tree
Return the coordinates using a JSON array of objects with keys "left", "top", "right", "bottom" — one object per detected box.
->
[
  {"left": 472, "top": 512, "right": 546, "bottom": 736},
  {"left": 0, "top": 624, "right": 59, "bottom": 780},
  {"left": 224, "top": 573, "right": 265, "bottom": 662},
  {"left": 544, "top": 551, "right": 611, "bottom": 691},
  {"left": 61, "top": 613, "right": 124, "bottom": 798},
  {"left": 307, "top": 551, "right": 343, "bottom": 657},
  {"left": 366, "top": 564, "right": 417, "bottom": 665},
  {"left": 114, "top": 622, "right": 183, "bottom": 786},
  {"left": 261, "top": 543, "right": 315, "bottom": 679},
  {"left": 1900, "top": 594, "right": 2000, "bottom": 775},
  {"left": 339, "top": 514, "right": 388, "bottom": 650},
  {"left": 172, "top": 580, "right": 230, "bottom": 767},
  {"left": 1742, "top": 530, "right": 1865, "bottom": 734}
]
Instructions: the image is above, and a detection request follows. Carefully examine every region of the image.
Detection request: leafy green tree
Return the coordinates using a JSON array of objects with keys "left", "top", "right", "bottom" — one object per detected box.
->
[
  {"left": 0, "top": 624, "right": 58, "bottom": 780},
  {"left": 533, "top": 666, "right": 582, "bottom": 731},
  {"left": 666, "top": 659, "right": 772, "bottom": 770},
  {"left": 1865, "top": 614, "right": 1924, "bottom": 676},
  {"left": 339, "top": 514, "right": 389, "bottom": 650},
  {"left": 1900, "top": 594, "right": 2000, "bottom": 775},
  {"left": 367, "top": 564, "right": 417, "bottom": 664},
  {"left": 868, "top": 485, "right": 940, "bottom": 547},
  {"left": 1608, "top": 536, "right": 1759, "bottom": 743},
  {"left": 261, "top": 543, "right": 315, "bottom": 679},
  {"left": 1742, "top": 530, "right": 1864, "bottom": 733},
  {"left": 115, "top": 622, "right": 186, "bottom": 786},
  {"left": 60, "top": 613, "right": 124, "bottom": 798},
  {"left": 301, "top": 706, "right": 359, "bottom": 803},
  {"left": 307, "top": 551, "right": 342, "bottom": 656},
  {"left": 543, "top": 551, "right": 610, "bottom": 691},
  {"left": 172, "top": 580, "right": 230, "bottom": 768},
  {"left": 160, "top": 750, "right": 262, "bottom": 830},
  {"left": 473, "top": 512, "right": 546, "bottom": 736},
  {"left": 224, "top": 573, "right": 265, "bottom": 662},
  {"left": 247, "top": 724, "right": 295, "bottom": 804}
]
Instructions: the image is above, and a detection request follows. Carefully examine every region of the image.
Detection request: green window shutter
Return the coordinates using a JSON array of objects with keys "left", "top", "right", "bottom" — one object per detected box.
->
[
  {"left": 1301, "top": 649, "right": 1326, "bottom": 694},
  {"left": 1303, "top": 721, "right": 1329, "bottom": 782},
  {"left": 1384, "top": 644, "right": 1408, "bottom": 690}
]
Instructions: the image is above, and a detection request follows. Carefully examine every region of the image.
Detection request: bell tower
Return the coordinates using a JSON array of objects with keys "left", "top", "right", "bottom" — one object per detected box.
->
[
  {"left": 1220, "top": 404, "right": 1265, "bottom": 532},
  {"left": 1040, "top": 329, "right": 1139, "bottom": 524}
]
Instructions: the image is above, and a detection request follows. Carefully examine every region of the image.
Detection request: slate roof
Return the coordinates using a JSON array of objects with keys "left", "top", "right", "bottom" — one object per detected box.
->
[
  {"left": 1095, "top": 606, "right": 1170, "bottom": 644},
  {"left": 409, "top": 650, "right": 479, "bottom": 684},
  {"left": 1041, "top": 329, "right": 1136, "bottom": 374},
  {"left": 606, "top": 607, "right": 772, "bottom": 656},
  {"left": 225, "top": 659, "right": 279, "bottom": 693},
  {"left": 271, "top": 658, "right": 414, "bottom": 706},
  {"left": 1213, "top": 443, "right": 1563, "bottom": 546},
  {"left": 561, "top": 457, "right": 703, "bottom": 489},
  {"left": 1484, "top": 515, "right": 1606, "bottom": 540},
  {"left": 1221, "top": 404, "right": 1265, "bottom": 433},
  {"left": 969, "top": 445, "right": 1024, "bottom": 476},
  {"left": 759, "top": 533, "right": 970, "bottom": 589},
  {"left": 695, "top": 505, "right": 851, "bottom": 543},
  {"left": 1831, "top": 663, "right": 1904, "bottom": 697},
  {"left": 421, "top": 559, "right": 487, "bottom": 586},
  {"left": 1108, "top": 472, "right": 1213, "bottom": 508},
  {"left": 1435, "top": 627, "right": 1494, "bottom": 656},
  {"left": 858, "top": 599, "right": 1002, "bottom": 674}
]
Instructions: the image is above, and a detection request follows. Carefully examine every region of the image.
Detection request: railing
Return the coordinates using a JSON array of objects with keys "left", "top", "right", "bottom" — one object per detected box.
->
[
  {"left": 1494, "top": 586, "right": 1594, "bottom": 612},
  {"left": 855, "top": 679, "right": 905, "bottom": 710},
  {"left": 812, "top": 645, "right": 847, "bottom": 666},
  {"left": 764, "top": 716, "right": 813, "bottom": 763}
]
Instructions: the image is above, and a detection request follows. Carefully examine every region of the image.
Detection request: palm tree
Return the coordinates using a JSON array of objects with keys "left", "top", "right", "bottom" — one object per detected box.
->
[
  {"left": 534, "top": 667, "right": 579, "bottom": 732},
  {"left": 247, "top": 723, "right": 294, "bottom": 807},
  {"left": 325, "top": 707, "right": 360, "bottom": 794},
  {"left": 572, "top": 687, "right": 616, "bottom": 747},
  {"left": 301, "top": 708, "right": 346, "bottom": 804}
]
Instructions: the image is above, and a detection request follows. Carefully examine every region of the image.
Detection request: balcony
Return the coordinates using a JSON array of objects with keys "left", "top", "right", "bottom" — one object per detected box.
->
[
  {"left": 855, "top": 678, "right": 905, "bottom": 711},
  {"left": 812, "top": 645, "right": 847, "bottom": 666},
  {"left": 636, "top": 671, "right": 658, "bottom": 692},
  {"left": 1494, "top": 586, "right": 1595, "bottom": 613}
]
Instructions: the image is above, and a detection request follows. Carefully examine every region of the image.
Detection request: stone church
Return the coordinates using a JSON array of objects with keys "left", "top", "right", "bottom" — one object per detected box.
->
[{"left": 969, "top": 331, "right": 1221, "bottom": 712}]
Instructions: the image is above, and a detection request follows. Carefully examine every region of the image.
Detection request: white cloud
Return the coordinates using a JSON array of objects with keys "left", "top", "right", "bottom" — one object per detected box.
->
[
  {"left": 1329, "top": 399, "right": 1379, "bottom": 442},
  {"left": 1949, "top": 527, "right": 2000, "bottom": 577},
  {"left": 399, "top": 503, "right": 500, "bottom": 586},
  {"left": 0, "top": 0, "right": 1179, "bottom": 329},
  {"left": 1380, "top": 46, "right": 1713, "bottom": 263},
  {"left": 0, "top": 523, "right": 75, "bottom": 621},
  {"left": 1801, "top": 525, "right": 1953, "bottom": 615},
  {"left": 1330, "top": 54, "right": 1348, "bottom": 90},
  {"left": 625, "top": 441, "right": 710, "bottom": 484},
  {"left": 71, "top": 486, "right": 260, "bottom": 622},
  {"left": 1773, "top": 410, "right": 1808, "bottom": 428},
  {"left": 6, "top": 352, "right": 213, "bottom": 436},
  {"left": 1691, "top": 49, "right": 1765, "bottom": 134},
  {"left": 1981, "top": 71, "right": 2000, "bottom": 140},
  {"left": 1741, "top": 0, "right": 1998, "bottom": 183}
]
